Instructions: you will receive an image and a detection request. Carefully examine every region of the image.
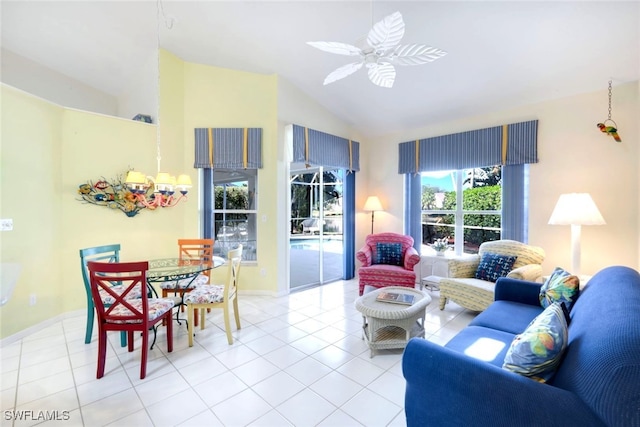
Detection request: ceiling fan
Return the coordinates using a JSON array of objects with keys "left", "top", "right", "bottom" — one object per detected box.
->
[{"left": 307, "top": 11, "right": 447, "bottom": 88}]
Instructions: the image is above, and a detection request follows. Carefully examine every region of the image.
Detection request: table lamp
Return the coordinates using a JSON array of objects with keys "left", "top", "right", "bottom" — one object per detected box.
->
[
  {"left": 548, "top": 193, "right": 605, "bottom": 277},
  {"left": 363, "top": 196, "right": 383, "bottom": 234}
]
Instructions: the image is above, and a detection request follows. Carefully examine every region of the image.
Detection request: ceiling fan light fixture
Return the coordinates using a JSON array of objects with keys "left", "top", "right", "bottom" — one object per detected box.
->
[{"left": 307, "top": 11, "right": 447, "bottom": 88}]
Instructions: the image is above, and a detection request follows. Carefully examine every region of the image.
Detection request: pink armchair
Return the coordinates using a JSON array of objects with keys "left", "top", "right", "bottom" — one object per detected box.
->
[{"left": 356, "top": 233, "right": 421, "bottom": 295}]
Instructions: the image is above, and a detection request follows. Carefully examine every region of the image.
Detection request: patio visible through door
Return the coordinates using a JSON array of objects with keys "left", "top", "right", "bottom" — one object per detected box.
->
[{"left": 290, "top": 167, "right": 344, "bottom": 290}]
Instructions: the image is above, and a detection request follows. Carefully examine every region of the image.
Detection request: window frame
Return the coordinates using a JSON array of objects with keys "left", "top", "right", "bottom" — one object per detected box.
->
[
  {"left": 203, "top": 168, "right": 258, "bottom": 262},
  {"left": 420, "top": 167, "right": 503, "bottom": 255}
]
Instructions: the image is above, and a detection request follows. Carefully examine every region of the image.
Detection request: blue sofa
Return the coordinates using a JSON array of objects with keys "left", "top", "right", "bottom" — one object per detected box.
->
[{"left": 402, "top": 266, "right": 640, "bottom": 427}]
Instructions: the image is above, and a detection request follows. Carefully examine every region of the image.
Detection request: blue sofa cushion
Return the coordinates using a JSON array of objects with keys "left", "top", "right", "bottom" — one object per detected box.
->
[
  {"left": 503, "top": 302, "right": 568, "bottom": 382},
  {"left": 540, "top": 267, "right": 580, "bottom": 309},
  {"left": 469, "top": 300, "right": 543, "bottom": 335},
  {"left": 444, "top": 326, "right": 515, "bottom": 367},
  {"left": 475, "top": 252, "right": 517, "bottom": 282},
  {"left": 373, "top": 242, "right": 403, "bottom": 266}
]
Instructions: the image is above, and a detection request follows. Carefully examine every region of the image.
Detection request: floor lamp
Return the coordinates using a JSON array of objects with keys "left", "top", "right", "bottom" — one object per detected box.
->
[
  {"left": 363, "top": 196, "right": 383, "bottom": 235},
  {"left": 548, "top": 193, "right": 606, "bottom": 277}
]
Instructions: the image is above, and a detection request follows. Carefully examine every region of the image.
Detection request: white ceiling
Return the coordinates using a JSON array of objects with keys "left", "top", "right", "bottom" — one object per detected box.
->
[{"left": 2, "top": 1, "right": 639, "bottom": 138}]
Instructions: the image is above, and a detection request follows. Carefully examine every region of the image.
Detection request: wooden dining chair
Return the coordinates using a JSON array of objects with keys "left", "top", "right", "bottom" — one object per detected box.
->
[
  {"left": 80, "top": 244, "right": 130, "bottom": 347},
  {"left": 88, "top": 260, "right": 175, "bottom": 379},
  {"left": 160, "top": 239, "right": 213, "bottom": 297},
  {"left": 160, "top": 238, "right": 214, "bottom": 326},
  {"left": 185, "top": 245, "right": 242, "bottom": 346}
]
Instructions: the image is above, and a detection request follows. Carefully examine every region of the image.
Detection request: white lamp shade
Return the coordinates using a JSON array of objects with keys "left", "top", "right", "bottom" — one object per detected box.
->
[
  {"left": 363, "top": 196, "right": 383, "bottom": 212},
  {"left": 548, "top": 193, "right": 606, "bottom": 226}
]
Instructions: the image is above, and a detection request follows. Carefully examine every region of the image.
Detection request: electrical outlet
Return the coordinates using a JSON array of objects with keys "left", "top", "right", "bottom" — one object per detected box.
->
[
  {"left": 0, "top": 219, "right": 13, "bottom": 231},
  {"left": 29, "top": 294, "right": 37, "bottom": 306},
  {"left": 260, "top": 268, "right": 266, "bottom": 276}
]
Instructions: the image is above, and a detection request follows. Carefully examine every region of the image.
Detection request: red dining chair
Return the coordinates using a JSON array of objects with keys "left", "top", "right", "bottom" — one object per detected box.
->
[{"left": 88, "top": 260, "right": 175, "bottom": 379}]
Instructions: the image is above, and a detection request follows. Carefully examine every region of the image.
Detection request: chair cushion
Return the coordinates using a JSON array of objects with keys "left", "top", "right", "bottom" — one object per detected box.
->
[
  {"left": 183, "top": 284, "right": 225, "bottom": 304},
  {"left": 106, "top": 298, "right": 175, "bottom": 323},
  {"left": 99, "top": 284, "right": 143, "bottom": 305},
  {"left": 373, "top": 242, "right": 403, "bottom": 266},
  {"left": 539, "top": 267, "right": 580, "bottom": 309},
  {"left": 502, "top": 302, "right": 568, "bottom": 382},
  {"left": 475, "top": 252, "right": 517, "bottom": 282},
  {"left": 159, "top": 274, "right": 209, "bottom": 290}
]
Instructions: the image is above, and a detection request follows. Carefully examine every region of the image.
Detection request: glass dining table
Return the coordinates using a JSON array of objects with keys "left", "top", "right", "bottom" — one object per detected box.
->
[{"left": 146, "top": 256, "right": 226, "bottom": 326}]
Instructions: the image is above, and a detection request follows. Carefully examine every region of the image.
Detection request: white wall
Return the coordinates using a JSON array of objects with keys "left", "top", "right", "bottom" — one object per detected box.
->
[
  {"left": 1, "top": 48, "right": 118, "bottom": 116},
  {"left": 1, "top": 47, "right": 158, "bottom": 124},
  {"left": 365, "top": 81, "right": 640, "bottom": 276},
  {"left": 116, "top": 50, "right": 158, "bottom": 122}
]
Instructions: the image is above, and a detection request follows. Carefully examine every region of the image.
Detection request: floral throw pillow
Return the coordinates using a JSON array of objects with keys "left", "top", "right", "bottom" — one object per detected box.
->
[
  {"left": 474, "top": 252, "right": 517, "bottom": 282},
  {"left": 373, "top": 242, "right": 403, "bottom": 266},
  {"left": 539, "top": 267, "right": 580, "bottom": 309},
  {"left": 503, "top": 302, "right": 569, "bottom": 382}
]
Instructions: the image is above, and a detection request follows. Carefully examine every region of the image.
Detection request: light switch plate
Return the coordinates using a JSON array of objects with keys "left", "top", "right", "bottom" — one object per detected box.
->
[{"left": 1, "top": 219, "right": 13, "bottom": 231}]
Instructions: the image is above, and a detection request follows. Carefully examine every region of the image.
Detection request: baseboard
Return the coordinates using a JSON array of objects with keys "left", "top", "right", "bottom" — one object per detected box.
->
[{"left": 0, "top": 309, "right": 84, "bottom": 347}]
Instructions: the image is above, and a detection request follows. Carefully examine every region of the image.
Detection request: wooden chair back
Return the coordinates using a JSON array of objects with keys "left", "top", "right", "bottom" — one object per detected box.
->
[
  {"left": 79, "top": 244, "right": 122, "bottom": 345},
  {"left": 88, "top": 260, "right": 149, "bottom": 325},
  {"left": 178, "top": 238, "right": 214, "bottom": 280}
]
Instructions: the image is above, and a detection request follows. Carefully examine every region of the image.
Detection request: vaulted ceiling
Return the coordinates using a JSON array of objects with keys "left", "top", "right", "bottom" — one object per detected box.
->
[{"left": 2, "top": 1, "right": 639, "bottom": 137}]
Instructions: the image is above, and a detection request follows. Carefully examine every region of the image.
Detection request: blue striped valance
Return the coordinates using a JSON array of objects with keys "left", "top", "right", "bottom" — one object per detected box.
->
[
  {"left": 398, "top": 120, "right": 538, "bottom": 174},
  {"left": 194, "top": 128, "right": 262, "bottom": 169},
  {"left": 292, "top": 125, "right": 360, "bottom": 172}
]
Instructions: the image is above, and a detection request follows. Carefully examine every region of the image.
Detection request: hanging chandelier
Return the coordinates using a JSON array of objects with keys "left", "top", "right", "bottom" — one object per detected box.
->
[
  {"left": 125, "top": 0, "right": 191, "bottom": 207},
  {"left": 125, "top": 171, "right": 191, "bottom": 208}
]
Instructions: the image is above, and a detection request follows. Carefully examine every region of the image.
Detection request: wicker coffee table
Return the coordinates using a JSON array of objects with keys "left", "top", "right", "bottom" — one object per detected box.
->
[{"left": 355, "top": 286, "right": 431, "bottom": 357}]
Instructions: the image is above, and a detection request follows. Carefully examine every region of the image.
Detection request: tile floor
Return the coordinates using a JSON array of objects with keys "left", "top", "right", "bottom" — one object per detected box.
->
[{"left": 1, "top": 280, "right": 476, "bottom": 427}]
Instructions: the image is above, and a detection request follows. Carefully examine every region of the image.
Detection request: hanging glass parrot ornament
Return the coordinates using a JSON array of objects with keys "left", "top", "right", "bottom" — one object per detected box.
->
[{"left": 597, "top": 80, "right": 622, "bottom": 143}]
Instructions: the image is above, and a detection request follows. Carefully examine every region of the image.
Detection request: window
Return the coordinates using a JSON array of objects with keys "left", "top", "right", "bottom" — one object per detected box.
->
[
  {"left": 421, "top": 166, "right": 502, "bottom": 254},
  {"left": 212, "top": 169, "right": 257, "bottom": 261}
]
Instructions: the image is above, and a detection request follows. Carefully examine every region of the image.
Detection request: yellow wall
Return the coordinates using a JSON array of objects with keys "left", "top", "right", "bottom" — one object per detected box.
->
[
  {"left": 0, "top": 51, "right": 283, "bottom": 339},
  {"left": 365, "top": 81, "right": 640, "bottom": 275},
  {"left": 1, "top": 86, "right": 64, "bottom": 335},
  {"left": 179, "top": 53, "right": 279, "bottom": 291},
  {"left": 0, "top": 83, "right": 191, "bottom": 338}
]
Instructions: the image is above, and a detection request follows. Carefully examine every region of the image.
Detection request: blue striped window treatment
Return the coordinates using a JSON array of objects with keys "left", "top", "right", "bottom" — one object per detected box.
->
[
  {"left": 398, "top": 120, "right": 538, "bottom": 173},
  {"left": 291, "top": 125, "right": 360, "bottom": 172},
  {"left": 194, "top": 128, "right": 263, "bottom": 169},
  {"left": 400, "top": 120, "right": 538, "bottom": 245}
]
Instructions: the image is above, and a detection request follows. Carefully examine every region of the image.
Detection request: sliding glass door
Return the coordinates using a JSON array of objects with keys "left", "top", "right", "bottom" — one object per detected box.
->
[{"left": 290, "top": 166, "right": 344, "bottom": 290}]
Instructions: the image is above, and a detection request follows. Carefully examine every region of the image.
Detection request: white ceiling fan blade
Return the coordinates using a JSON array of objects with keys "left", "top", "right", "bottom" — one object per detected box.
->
[
  {"left": 323, "top": 62, "right": 364, "bottom": 85},
  {"left": 366, "top": 11, "right": 405, "bottom": 53},
  {"left": 307, "top": 41, "right": 362, "bottom": 57},
  {"left": 389, "top": 44, "right": 448, "bottom": 66},
  {"left": 367, "top": 63, "right": 396, "bottom": 88}
]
